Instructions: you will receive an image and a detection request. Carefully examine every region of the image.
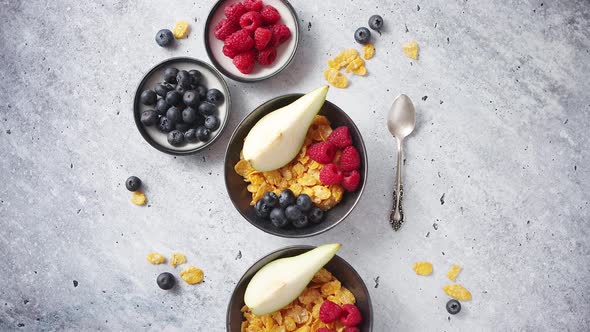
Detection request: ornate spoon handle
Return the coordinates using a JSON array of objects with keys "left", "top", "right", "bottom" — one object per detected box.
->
[{"left": 390, "top": 139, "right": 405, "bottom": 231}]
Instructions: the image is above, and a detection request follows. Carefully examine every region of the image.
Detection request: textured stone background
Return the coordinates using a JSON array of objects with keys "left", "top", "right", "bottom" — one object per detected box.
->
[{"left": 1, "top": 0, "right": 589, "bottom": 331}]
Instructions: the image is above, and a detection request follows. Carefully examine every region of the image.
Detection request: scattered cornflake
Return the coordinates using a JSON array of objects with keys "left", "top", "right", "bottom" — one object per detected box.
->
[
  {"left": 173, "top": 21, "right": 190, "bottom": 39},
  {"left": 363, "top": 43, "right": 375, "bottom": 59},
  {"left": 179, "top": 265, "right": 204, "bottom": 284},
  {"left": 443, "top": 284, "right": 472, "bottom": 301},
  {"left": 131, "top": 191, "right": 146, "bottom": 205},
  {"left": 169, "top": 252, "right": 187, "bottom": 267},
  {"left": 446, "top": 264, "right": 462, "bottom": 281},
  {"left": 402, "top": 40, "right": 419, "bottom": 60},
  {"left": 146, "top": 252, "right": 166, "bottom": 265},
  {"left": 323, "top": 68, "right": 348, "bottom": 88},
  {"left": 412, "top": 261, "right": 433, "bottom": 276}
]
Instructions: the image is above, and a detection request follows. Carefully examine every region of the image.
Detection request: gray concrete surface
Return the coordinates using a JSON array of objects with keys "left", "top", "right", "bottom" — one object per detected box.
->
[{"left": 1, "top": 0, "right": 589, "bottom": 331}]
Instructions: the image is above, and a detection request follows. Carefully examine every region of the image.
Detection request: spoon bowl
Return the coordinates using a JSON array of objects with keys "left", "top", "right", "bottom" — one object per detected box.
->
[{"left": 387, "top": 94, "right": 416, "bottom": 139}]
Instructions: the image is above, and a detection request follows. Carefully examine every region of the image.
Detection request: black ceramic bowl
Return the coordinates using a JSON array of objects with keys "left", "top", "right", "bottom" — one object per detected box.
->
[
  {"left": 204, "top": 0, "right": 300, "bottom": 82},
  {"left": 133, "top": 57, "right": 231, "bottom": 155},
  {"left": 224, "top": 93, "right": 367, "bottom": 238},
  {"left": 226, "top": 245, "right": 373, "bottom": 331}
]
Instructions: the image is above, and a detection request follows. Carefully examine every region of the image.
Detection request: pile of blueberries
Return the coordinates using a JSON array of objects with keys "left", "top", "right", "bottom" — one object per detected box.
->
[
  {"left": 139, "top": 67, "right": 224, "bottom": 146},
  {"left": 255, "top": 189, "right": 325, "bottom": 229}
]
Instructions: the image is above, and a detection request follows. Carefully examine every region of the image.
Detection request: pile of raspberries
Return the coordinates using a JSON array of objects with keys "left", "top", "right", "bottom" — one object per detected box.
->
[{"left": 214, "top": 0, "right": 292, "bottom": 74}]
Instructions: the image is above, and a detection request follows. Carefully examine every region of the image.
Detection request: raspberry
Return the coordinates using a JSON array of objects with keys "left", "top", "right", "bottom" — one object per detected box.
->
[
  {"left": 258, "top": 47, "right": 277, "bottom": 65},
  {"left": 260, "top": 5, "right": 281, "bottom": 24},
  {"left": 307, "top": 142, "right": 336, "bottom": 164},
  {"left": 214, "top": 18, "right": 239, "bottom": 41},
  {"left": 270, "top": 23, "right": 291, "bottom": 46},
  {"left": 317, "top": 328, "right": 334, "bottom": 332},
  {"left": 222, "top": 45, "right": 240, "bottom": 58},
  {"left": 319, "top": 300, "right": 343, "bottom": 323},
  {"left": 232, "top": 51, "right": 256, "bottom": 74},
  {"left": 239, "top": 11, "right": 263, "bottom": 33},
  {"left": 244, "top": 0, "right": 263, "bottom": 12},
  {"left": 224, "top": 2, "right": 247, "bottom": 24},
  {"left": 344, "top": 328, "right": 360, "bottom": 332},
  {"left": 254, "top": 27, "right": 273, "bottom": 50},
  {"left": 340, "top": 304, "right": 362, "bottom": 327},
  {"left": 341, "top": 170, "right": 360, "bottom": 192},
  {"left": 224, "top": 29, "right": 254, "bottom": 52},
  {"left": 340, "top": 146, "right": 361, "bottom": 171},
  {"left": 320, "top": 164, "right": 343, "bottom": 185},
  {"left": 327, "top": 126, "right": 353, "bottom": 148}
]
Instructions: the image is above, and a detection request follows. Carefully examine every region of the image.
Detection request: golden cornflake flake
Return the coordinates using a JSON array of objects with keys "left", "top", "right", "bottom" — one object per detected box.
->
[
  {"left": 172, "top": 21, "right": 190, "bottom": 39},
  {"left": 446, "top": 264, "right": 462, "bottom": 282},
  {"left": 413, "top": 261, "right": 433, "bottom": 276},
  {"left": 146, "top": 252, "right": 166, "bottom": 265},
  {"left": 363, "top": 43, "right": 375, "bottom": 59},
  {"left": 169, "top": 252, "right": 186, "bottom": 267},
  {"left": 179, "top": 265, "right": 204, "bottom": 284},
  {"left": 443, "top": 284, "right": 472, "bottom": 301},
  {"left": 131, "top": 191, "right": 146, "bottom": 205},
  {"left": 402, "top": 40, "right": 419, "bottom": 60},
  {"left": 344, "top": 57, "right": 365, "bottom": 73},
  {"left": 323, "top": 68, "right": 348, "bottom": 89}
]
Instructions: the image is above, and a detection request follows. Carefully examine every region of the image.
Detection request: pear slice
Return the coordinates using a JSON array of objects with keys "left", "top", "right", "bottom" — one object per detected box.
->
[
  {"left": 244, "top": 243, "right": 341, "bottom": 315},
  {"left": 243, "top": 85, "right": 329, "bottom": 171}
]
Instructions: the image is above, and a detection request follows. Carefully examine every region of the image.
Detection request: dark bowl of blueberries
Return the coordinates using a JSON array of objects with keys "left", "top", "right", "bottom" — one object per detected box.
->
[
  {"left": 224, "top": 93, "right": 368, "bottom": 238},
  {"left": 134, "top": 57, "right": 231, "bottom": 155}
]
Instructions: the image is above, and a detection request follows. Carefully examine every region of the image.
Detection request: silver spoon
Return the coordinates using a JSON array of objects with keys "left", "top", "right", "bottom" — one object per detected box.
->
[{"left": 387, "top": 94, "right": 416, "bottom": 231}]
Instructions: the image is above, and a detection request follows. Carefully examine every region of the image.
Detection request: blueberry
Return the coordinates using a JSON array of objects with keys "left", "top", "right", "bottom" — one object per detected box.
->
[
  {"left": 155, "top": 29, "right": 174, "bottom": 47},
  {"left": 446, "top": 300, "right": 461, "bottom": 315},
  {"left": 140, "top": 110, "right": 159, "bottom": 126},
  {"left": 295, "top": 194, "right": 312, "bottom": 212},
  {"left": 270, "top": 208, "right": 289, "bottom": 228},
  {"left": 175, "top": 122, "right": 190, "bottom": 132},
  {"left": 166, "top": 106, "right": 182, "bottom": 124},
  {"left": 184, "top": 128, "right": 198, "bottom": 143},
  {"left": 263, "top": 192, "right": 278, "bottom": 206},
  {"left": 155, "top": 82, "right": 174, "bottom": 97},
  {"left": 285, "top": 205, "right": 303, "bottom": 222},
  {"left": 292, "top": 214, "right": 309, "bottom": 228},
  {"left": 125, "top": 176, "right": 142, "bottom": 191},
  {"left": 167, "top": 130, "right": 185, "bottom": 146},
  {"left": 254, "top": 199, "right": 272, "bottom": 219},
  {"left": 163, "top": 67, "right": 179, "bottom": 84},
  {"left": 196, "top": 85, "right": 208, "bottom": 100},
  {"left": 140, "top": 90, "right": 157, "bottom": 105},
  {"left": 176, "top": 84, "right": 187, "bottom": 95},
  {"left": 368, "top": 15, "right": 384, "bottom": 30},
  {"left": 183, "top": 90, "right": 199, "bottom": 107},
  {"left": 188, "top": 70, "right": 202, "bottom": 85},
  {"left": 206, "top": 89, "right": 224, "bottom": 106},
  {"left": 198, "top": 102, "right": 217, "bottom": 116},
  {"left": 176, "top": 70, "right": 192, "bottom": 88},
  {"left": 309, "top": 206, "right": 324, "bottom": 224},
  {"left": 156, "top": 272, "right": 176, "bottom": 290},
  {"left": 196, "top": 126, "right": 211, "bottom": 141},
  {"left": 354, "top": 27, "right": 371, "bottom": 44},
  {"left": 204, "top": 115, "right": 220, "bottom": 131},
  {"left": 279, "top": 189, "right": 296, "bottom": 208},
  {"left": 155, "top": 98, "right": 170, "bottom": 115},
  {"left": 182, "top": 106, "right": 199, "bottom": 124},
  {"left": 165, "top": 90, "right": 182, "bottom": 106},
  {"left": 158, "top": 117, "right": 174, "bottom": 132}
]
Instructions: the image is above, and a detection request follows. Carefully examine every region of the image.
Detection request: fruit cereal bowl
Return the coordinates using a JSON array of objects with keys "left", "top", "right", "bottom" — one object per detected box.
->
[
  {"left": 224, "top": 93, "right": 367, "bottom": 238},
  {"left": 226, "top": 245, "right": 373, "bottom": 331},
  {"left": 204, "top": 0, "right": 300, "bottom": 82}
]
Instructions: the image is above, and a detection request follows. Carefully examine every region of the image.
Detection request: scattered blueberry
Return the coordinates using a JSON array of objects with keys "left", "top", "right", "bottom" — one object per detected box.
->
[
  {"left": 270, "top": 208, "right": 289, "bottom": 228},
  {"left": 368, "top": 15, "right": 384, "bottom": 30},
  {"left": 354, "top": 27, "right": 371, "bottom": 44},
  {"left": 292, "top": 214, "right": 309, "bottom": 228},
  {"left": 188, "top": 70, "right": 202, "bottom": 85},
  {"left": 196, "top": 126, "right": 211, "bottom": 141},
  {"left": 140, "top": 110, "right": 159, "bottom": 126},
  {"left": 183, "top": 90, "right": 199, "bottom": 107},
  {"left": 309, "top": 206, "right": 324, "bottom": 224},
  {"left": 158, "top": 117, "right": 174, "bottom": 132},
  {"left": 279, "top": 189, "right": 296, "bottom": 208},
  {"left": 255, "top": 199, "right": 272, "bottom": 218},
  {"left": 125, "top": 176, "right": 142, "bottom": 191},
  {"left": 206, "top": 89, "right": 224, "bottom": 105},
  {"left": 175, "top": 122, "right": 190, "bottom": 132},
  {"left": 263, "top": 192, "right": 278, "bottom": 206},
  {"left": 195, "top": 85, "right": 208, "bottom": 100},
  {"left": 140, "top": 90, "right": 157, "bottom": 105},
  {"left": 155, "top": 82, "right": 174, "bottom": 97},
  {"left": 165, "top": 90, "right": 182, "bottom": 106},
  {"left": 198, "top": 102, "right": 217, "bottom": 116},
  {"left": 176, "top": 70, "right": 192, "bottom": 88},
  {"left": 204, "top": 115, "right": 220, "bottom": 131},
  {"left": 156, "top": 272, "right": 176, "bottom": 290},
  {"left": 155, "top": 98, "right": 170, "bottom": 115},
  {"left": 285, "top": 205, "right": 303, "bottom": 222},
  {"left": 182, "top": 106, "right": 199, "bottom": 124},
  {"left": 166, "top": 106, "right": 182, "bottom": 124},
  {"left": 184, "top": 128, "right": 198, "bottom": 143},
  {"left": 295, "top": 194, "right": 312, "bottom": 212},
  {"left": 446, "top": 300, "right": 461, "bottom": 315},
  {"left": 163, "top": 67, "right": 179, "bottom": 84},
  {"left": 167, "top": 130, "right": 185, "bottom": 146},
  {"left": 155, "top": 29, "right": 174, "bottom": 47}
]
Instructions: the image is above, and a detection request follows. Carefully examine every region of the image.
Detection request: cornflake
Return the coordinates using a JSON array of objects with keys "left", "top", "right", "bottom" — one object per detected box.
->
[
  {"left": 446, "top": 264, "right": 462, "bottom": 282},
  {"left": 179, "top": 265, "right": 204, "bottom": 284},
  {"left": 173, "top": 21, "right": 190, "bottom": 39},
  {"left": 443, "top": 284, "right": 472, "bottom": 301},
  {"left": 146, "top": 252, "right": 166, "bottom": 265},
  {"left": 402, "top": 40, "right": 419, "bottom": 60},
  {"left": 131, "top": 191, "right": 146, "bottom": 205},
  {"left": 170, "top": 252, "right": 187, "bottom": 267},
  {"left": 412, "top": 262, "right": 433, "bottom": 276}
]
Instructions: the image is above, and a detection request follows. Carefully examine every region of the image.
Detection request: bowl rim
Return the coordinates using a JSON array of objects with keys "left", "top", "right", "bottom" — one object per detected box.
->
[
  {"left": 226, "top": 245, "right": 374, "bottom": 331},
  {"left": 223, "top": 93, "right": 368, "bottom": 238},
  {"left": 203, "top": 0, "right": 300, "bottom": 83},
  {"left": 133, "top": 56, "right": 231, "bottom": 155}
]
